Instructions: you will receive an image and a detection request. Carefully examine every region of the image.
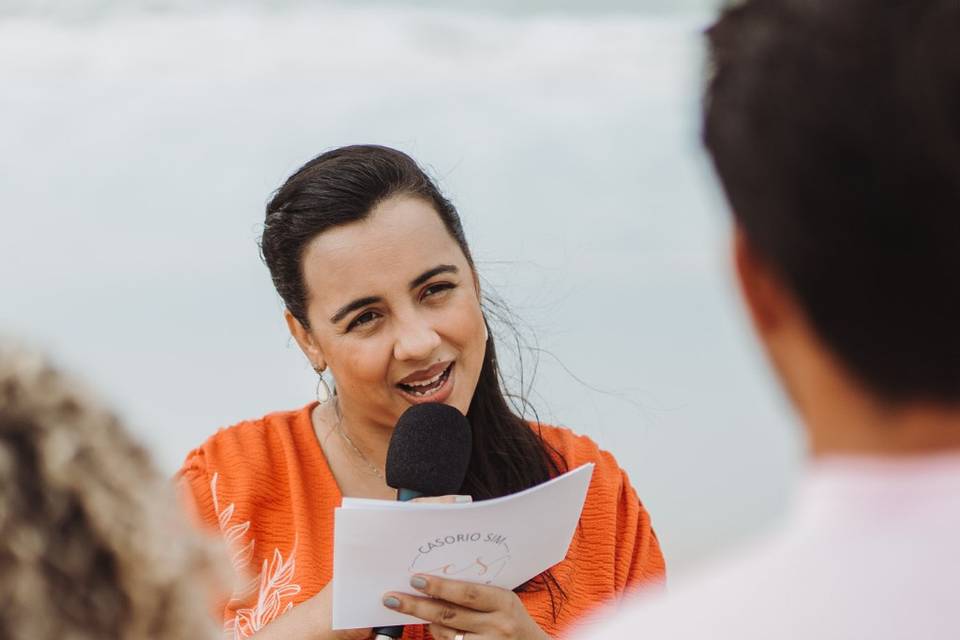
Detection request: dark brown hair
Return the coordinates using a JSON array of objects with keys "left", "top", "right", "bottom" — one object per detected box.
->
[
  {"left": 259, "top": 145, "right": 567, "bottom": 605},
  {"left": 704, "top": 0, "right": 960, "bottom": 403}
]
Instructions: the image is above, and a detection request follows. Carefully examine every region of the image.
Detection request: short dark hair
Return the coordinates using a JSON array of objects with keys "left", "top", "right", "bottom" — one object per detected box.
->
[{"left": 704, "top": 0, "right": 960, "bottom": 403}]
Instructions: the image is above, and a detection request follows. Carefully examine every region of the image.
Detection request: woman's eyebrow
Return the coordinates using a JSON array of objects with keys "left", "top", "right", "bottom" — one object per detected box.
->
[
  {"left": 409, "top": 264, "right": 458, "bottom": 290},
  {"left": 330, "top": 296, "right": 381, "bottom": 324}
]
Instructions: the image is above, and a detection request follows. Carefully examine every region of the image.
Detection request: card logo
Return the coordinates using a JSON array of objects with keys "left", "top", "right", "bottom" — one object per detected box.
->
[{"left": 409, "top": 531, "right": 511, "bottom": 583}]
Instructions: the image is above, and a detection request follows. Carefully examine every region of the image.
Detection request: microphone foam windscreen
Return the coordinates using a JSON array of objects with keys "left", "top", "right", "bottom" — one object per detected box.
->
[{"left": 385, "top": 403, "right": 472, "bottom": 496}]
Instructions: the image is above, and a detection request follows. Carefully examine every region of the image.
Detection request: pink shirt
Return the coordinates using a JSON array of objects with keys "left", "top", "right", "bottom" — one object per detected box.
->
[{"left": 587, "top": 453, "right": 960, "bottom": 639}]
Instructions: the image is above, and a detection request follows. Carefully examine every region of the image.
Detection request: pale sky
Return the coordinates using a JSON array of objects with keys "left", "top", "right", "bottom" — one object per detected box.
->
[{"left": 0, "top": 2, "right": 801, "bottom": 576}]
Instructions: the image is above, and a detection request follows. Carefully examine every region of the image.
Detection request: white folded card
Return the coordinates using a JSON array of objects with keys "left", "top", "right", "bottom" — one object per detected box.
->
[{"left": 332, "top": 462, "right": 594, "bottom": 629}]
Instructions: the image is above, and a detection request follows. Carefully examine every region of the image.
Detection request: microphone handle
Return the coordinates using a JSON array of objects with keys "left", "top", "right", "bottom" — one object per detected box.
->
[
  {"left": 371, "top": 487, "right": 425, "bottom": 639},
  {"left": 397, "top": 487, "right": 424, "bottom": 501}
]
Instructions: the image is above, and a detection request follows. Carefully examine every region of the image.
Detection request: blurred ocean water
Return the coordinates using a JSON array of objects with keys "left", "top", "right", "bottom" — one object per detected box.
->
[
  {"left": 0, "top": 0, "right": 719, "bottom": 19},
  {"left": 0, "top": 1, "right": 800, "bottom": 575}
]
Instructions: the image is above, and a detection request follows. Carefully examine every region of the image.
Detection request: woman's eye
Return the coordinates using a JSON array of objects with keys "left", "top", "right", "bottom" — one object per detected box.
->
[
  {"left": 347, "top": 311, "right": 379, "bottom": 331},
  {"left": 423, "top": 283, "right": 455, "bottom": 299}
]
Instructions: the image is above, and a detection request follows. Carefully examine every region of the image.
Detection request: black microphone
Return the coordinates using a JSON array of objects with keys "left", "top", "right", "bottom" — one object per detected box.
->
[{"left": 373, "top": 403, "right": 472, "bottom": 640}]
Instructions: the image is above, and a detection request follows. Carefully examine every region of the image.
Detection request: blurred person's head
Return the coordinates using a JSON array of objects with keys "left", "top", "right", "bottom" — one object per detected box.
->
[
  {"left": 704, "top": 0, "right": 960, "bottom": 452},
  {"left": 0, "top": 343, "right": 227, "bottom": 639}
]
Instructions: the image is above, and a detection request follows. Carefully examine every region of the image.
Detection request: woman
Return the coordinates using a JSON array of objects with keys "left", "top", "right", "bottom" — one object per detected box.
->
[
  {"left": 0, "top": 343, "right": 228, "bottom": 640},
  {"left": 177, "top": 145, "right": 665, "bottom": 640}
]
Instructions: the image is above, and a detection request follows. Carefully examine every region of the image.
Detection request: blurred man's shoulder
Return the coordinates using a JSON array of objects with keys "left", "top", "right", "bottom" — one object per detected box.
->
[
  {"left": 591, "top": 530, "right": 811, "bottom": 639},
  {"left": 590, "top": 482, "right": 960, "bottom": 640}
]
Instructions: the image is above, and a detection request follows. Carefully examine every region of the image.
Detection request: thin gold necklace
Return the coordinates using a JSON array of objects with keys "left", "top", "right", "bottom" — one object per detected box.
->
[{"left": 334, "top": 408, "right": 385, "bottom": 481}]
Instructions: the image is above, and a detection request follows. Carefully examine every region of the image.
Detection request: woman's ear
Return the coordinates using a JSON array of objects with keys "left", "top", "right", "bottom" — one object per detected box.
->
[
  {"left": 284, "top": 309, "right": 325, "bottom": 370},
  {"left": 471, "top": 269, "right": 482, "bottom": 302}
]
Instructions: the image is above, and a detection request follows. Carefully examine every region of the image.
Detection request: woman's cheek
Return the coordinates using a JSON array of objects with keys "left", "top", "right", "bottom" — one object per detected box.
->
[
  {"left": 344, "top": 342, "right": 392, "bottom": 385},
  {"left": 450, "top": 300, "right": 484, "bottom": 340}
]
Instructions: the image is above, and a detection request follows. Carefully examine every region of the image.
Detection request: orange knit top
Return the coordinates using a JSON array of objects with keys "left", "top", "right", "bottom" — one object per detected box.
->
[{"left": 177, "top": 403, "right": 665, "bottom": 639}]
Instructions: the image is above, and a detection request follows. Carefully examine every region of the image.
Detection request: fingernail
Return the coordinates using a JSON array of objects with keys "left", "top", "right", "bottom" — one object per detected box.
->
[
  {"left": 383, "top": 596, "right": 400, "bottom": 609},
  {"left": 410, "top": 575, "right": 428, "bottom": 590},
  {"left": 454, "top": 495, "right": 473, "bottom": 503}
]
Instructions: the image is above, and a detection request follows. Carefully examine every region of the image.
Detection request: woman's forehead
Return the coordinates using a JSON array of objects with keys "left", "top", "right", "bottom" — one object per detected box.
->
[{"left": 301, "top": 196, "right": 468, "bottom": 303}]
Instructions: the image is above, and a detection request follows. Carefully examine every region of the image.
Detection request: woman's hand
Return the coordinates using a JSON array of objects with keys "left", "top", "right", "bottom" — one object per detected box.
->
[{"left": 382, "top": 574, "right": 549, "bottom": 640}]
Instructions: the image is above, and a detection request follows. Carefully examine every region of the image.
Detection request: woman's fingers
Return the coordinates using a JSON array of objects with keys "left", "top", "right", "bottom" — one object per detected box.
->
[
  {"left": 408, "top": 574, "right": 506, "bottom": 612},
  {"left": 409, "top": 495, "right": 473, "bottom": 505},
  {"left": 384, "top": 577, "right": 544, "bottom": 639},
  {"left": 382, "top": 592, "right": 484, "bottom": 632}
]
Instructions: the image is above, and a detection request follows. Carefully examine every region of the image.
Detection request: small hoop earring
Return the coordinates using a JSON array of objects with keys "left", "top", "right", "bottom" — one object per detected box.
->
[{"left": 314, "top": 366, "right": 332, "bottom": 404}]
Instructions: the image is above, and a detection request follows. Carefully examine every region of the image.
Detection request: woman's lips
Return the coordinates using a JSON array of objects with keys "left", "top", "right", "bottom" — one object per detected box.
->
[
  {"left": 396, "top": 362, "right": 455, "bottom": 405},
  {"left": 397, "top": 361, "right": 451, "bottom": 385}
]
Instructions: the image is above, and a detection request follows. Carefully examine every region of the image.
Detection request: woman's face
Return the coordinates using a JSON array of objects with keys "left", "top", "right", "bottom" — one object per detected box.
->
[{"left": 290, "top": 195, "right": 487, "bottom": 428}]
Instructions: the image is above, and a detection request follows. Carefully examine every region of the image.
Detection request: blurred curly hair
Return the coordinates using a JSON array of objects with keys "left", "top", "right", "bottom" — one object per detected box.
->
[{"left": 0, "top": 343, "right": 229, "bottom": 640}]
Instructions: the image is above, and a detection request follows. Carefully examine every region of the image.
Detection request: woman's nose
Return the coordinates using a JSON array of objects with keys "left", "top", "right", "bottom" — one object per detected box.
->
[{"left": 393, "top": 317, "right": 442, "bottom": 362}]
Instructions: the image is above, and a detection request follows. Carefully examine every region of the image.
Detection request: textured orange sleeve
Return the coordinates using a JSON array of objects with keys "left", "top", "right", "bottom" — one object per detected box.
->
[
  {"left": 617, "top": 467, "right": 667, "bottom": 593},
  {"left": 529, "top": 426, "right": 666, "bottom": 637},
  {"left": 596, "top": 448, "right": 666, "bottom": 596}
]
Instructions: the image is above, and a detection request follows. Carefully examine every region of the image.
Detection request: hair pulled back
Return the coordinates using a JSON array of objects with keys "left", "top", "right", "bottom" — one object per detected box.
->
[{"left": 260, "top": 144, "right": 564, "bottom": 502}]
